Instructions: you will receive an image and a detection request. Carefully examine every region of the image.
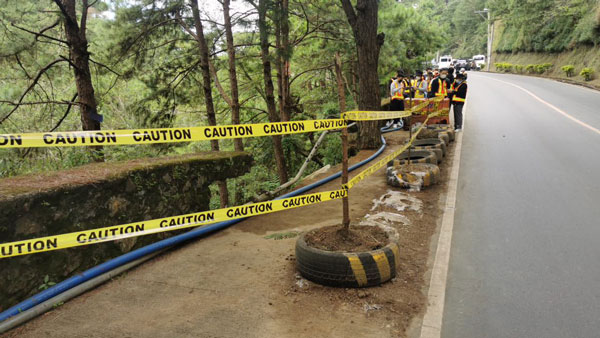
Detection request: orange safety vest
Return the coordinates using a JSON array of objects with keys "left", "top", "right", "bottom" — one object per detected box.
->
[
  {"left": 391, "top": 80, "right": 404, "bottom": 100},
  {"left": 402, "top": 79, "right": 412, "bottom": 96},
  {"left": 414, "top": 79, "right": 425, "bottom": 98},
  {"left": 451, "top": 81, "right": 466, "bottom": 103},
  {"left": 428, "top": 78, "right": 447, "bottom": 97}
]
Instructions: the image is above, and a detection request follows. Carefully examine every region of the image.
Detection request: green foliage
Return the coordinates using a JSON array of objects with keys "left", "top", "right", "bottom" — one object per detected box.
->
[
  {"left": 534, "top": 63, "right": 553, "bottom": 74},
  {"left": 526, "top": 64, "right": 536, "bottom": 74},
  {"left": 580, "top": 67, "right": 594, "bottom": 81},
  {"left": 264, "top": 231, "right": 300, "bottom": 240},
  {"left": 562, "top": 65, "right": 575, "bottom": 77},
  {"left": 514, "top": 64, "right": 524, "bottom": 74},
  {"left": 38, "top": 275, "right": 56, "bottom": 290},
  {"left": 378, "top": 0, "right": 445, "bottom": 78},
  {"left": 495, "top": 62, "right": 554, "bottom": 75},
  {"left": 494, "top": 62, "right": 513, "bottom": 72},
  {"left": 492, "top": 0, "right": 600, "bottom": 53}
]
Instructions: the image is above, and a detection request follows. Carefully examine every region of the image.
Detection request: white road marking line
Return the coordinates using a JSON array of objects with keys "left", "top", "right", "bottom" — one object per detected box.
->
[
  {"left": 419, "top": 103, "right": 466, "bottom": 338},
  {"left": 480, "top": 75, "right": 600, "bottom": 135}
]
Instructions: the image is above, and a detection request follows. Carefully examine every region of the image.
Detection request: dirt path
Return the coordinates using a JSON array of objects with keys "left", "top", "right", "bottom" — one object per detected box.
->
[{"left": 4, "top": 130, "right": 454, "bottom": 338}]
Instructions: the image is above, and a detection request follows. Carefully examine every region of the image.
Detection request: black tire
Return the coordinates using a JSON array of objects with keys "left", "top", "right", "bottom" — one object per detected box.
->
[
  {"left": 437, "top": 131, "right": 450, "bottom": 145},
  {"left": 387, "top": 163, "right": 440, "bottom": 188},
  {"left": 409, "top": 146, "right": 442, "bottom": 164},
  {"left": 411, "top": 138, "right": 447, "bottom": 157},
  {"left": 392, "top": 150, "right": 437, "bottom": 166},
  {"left": 427, "top": 124, "right": 455, "bottom": 142},
  {"left": 296, "top": 227, "right": 400, "bottom": 288}
]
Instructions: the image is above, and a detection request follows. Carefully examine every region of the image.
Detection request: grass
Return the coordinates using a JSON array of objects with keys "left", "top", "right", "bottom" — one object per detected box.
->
[{"left": 264, "top": 231, "right": 300, "bottom": 240}]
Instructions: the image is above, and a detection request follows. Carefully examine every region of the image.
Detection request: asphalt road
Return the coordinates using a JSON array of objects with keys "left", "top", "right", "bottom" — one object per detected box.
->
[{"left": 442, "top": 72, "right": 600, "bottom": 337}]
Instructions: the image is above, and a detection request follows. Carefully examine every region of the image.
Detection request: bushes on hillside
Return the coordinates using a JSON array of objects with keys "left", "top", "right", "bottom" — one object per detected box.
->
[
  {"left": 580, "top": 67, "right": 594, "bottom": 81},
  {"left": 496, "top": 63, "right": 553, "bottom": 75},
  {"left": 561, "top": 65, "right": 575, "bottom": 77},
  {"left": 535, "top": 63, "right": 553, "bottom": 74},
  {"left": 526, "top": 64, "right": 536, "bottom": 74},
  {"left": 494, "top": 63, "right": 513, "bottom": 72},
  {"left": 495, "top": 62, "right": 596, "bottom": 82},
  {"left": 514, "top": 65, "right": 524, "bottom": 74}
]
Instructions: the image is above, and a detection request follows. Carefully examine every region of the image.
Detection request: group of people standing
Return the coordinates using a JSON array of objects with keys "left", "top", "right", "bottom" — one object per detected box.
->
[{"left": 389, "top": 67, "right": 468, "bottom": 131}]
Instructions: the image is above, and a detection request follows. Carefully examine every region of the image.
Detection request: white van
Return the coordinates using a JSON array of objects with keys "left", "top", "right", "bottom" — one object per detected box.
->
[
  {"left": 473, "top": 55, "right": 486, "bottom": 69},
  {"left": 438, "top": 55, "right": 452, "bottom": 69}
]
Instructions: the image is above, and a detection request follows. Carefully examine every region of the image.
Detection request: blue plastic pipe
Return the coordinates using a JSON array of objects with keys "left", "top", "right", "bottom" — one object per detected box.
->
[{"left": 0, "top": 128, "right": 398, "bottom": 322}]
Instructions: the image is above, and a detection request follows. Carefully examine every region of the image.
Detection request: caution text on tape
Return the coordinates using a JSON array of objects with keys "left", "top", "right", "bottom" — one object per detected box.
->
[
  {"left": 0, "top": 119, "right": 348, "bottom": 149},
  {"left": 0, "top": 189, "right": 348, "bottom": 258}
]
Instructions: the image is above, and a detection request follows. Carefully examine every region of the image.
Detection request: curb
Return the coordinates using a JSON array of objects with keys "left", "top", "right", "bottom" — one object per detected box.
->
[{"left": 418, "top": 101, "right": 467, "bottom": 338}]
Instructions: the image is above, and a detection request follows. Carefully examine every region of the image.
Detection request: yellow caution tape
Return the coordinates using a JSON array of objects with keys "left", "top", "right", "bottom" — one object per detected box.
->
[
  {"left": 341, "top": 110, "right": 411, "bottom": 121},
  {"left": 0, "top": 189, "right": 348, "bottom": 258},
  {"left": 344, "top": 111, "right": 440, "bottom": 190},
  {"left": 341, "top": 97, "right": 443, "bottom": 120},
  {"left": 0, "top": 119, "right": 348, "bottom": 149},
  {"left": 0, "top": 101, "right": 447, "bottom": 258}
]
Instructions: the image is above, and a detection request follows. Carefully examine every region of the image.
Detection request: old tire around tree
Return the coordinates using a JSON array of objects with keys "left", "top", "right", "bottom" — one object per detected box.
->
[
  {"left": 427, "top": 124, "right": 455, "bottom": 142},
  {"left": 386, "top": 163, "right": 441, "bottom": 188},
  {"left": 411, "top": 138, "right": 447, "bottom": 157},
  {"left": 437, "top": 131, "right": 450, "bottom": 145},
  {"left": 387, "top": 150, "right": 437, "bottom": 166},
  {"left": 296, "top": 226, "right": 400, "bottom": 288}
]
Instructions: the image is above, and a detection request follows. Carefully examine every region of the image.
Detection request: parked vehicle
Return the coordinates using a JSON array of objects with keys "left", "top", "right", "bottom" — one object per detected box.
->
[
  {"left": 438, "top": 55, "right": 452, "bottom": 69},
  {"left": 473, "top": 55, "right": 486, "bottom": 70},
  {"left": 466, "top": 59, "right": 474, "bottom": 70},
  {"left": 456, "top": 59, "right": 468, "bottom": 70}
]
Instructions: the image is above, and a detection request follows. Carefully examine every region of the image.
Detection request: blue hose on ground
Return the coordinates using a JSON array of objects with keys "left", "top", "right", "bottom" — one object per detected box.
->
[{"left": 0, "top": 127, "right": 400, "bottom": 323}]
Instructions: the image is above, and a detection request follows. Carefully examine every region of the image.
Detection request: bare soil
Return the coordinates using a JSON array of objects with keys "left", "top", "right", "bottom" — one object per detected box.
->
[
  {"left": 4, "top": 130, "right": 455, "bottom": 338},
  {"left": 304, "top": 224, "right": 389, "bottom": 252}
]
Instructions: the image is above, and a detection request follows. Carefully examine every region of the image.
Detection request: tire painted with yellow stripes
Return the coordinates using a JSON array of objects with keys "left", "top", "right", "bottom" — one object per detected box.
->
[
  {"left": 427, "top": 124, "right": 455, "bottom": 142},
  {"left": 437, "top": 131, "right": 451, "bottom": 145},
  {"left": 386, "top": 163, "right": 441, "bottom": 188},
  {"left": 392, "top": 150, "right": 437, "bottom": 166},
  {"left": 295, "top": 227, "right": 400, "bottom": 288},
  {"left": 411, "top": 138, "right": 447, "bottom": 157}
]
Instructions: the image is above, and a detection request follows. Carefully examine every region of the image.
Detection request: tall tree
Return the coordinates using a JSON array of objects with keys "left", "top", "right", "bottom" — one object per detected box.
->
[
  {"left": 340, "top": 0, "right": 385, "bottom": 149},
  {"left": 257, "top": 0, "right": 288, "bottom": 184},
  {"left": 189, "top": 0, "right": 229, "bottom": 207},
  {"left": 222, "top": 0, "right": 244, "bottom": 152},
  {"left": 0, "top": 1, "right": 105, "bottom": 160},
  {"left": 275, "top": 0, "right": 291, "bottom": 122}
]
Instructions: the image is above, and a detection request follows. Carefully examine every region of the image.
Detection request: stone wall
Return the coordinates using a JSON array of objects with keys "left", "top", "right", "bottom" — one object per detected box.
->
[{"left": 0, "top": 152, "right": 252, "bottom": 310}]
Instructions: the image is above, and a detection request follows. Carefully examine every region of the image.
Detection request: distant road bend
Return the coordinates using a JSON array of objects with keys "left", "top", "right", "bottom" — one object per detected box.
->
[{"left": 443, "top": 72, "right": 600, "bottom": 337}]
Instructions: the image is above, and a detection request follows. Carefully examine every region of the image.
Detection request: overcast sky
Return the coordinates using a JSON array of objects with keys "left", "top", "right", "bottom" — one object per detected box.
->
[{"left": 196, "top": 0, "right": 256, "bottom": 25}]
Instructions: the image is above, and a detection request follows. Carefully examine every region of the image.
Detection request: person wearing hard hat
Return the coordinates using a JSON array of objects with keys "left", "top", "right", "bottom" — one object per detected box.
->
[{"left": 460, "top": 68, "right": 468, "bottom": 80}]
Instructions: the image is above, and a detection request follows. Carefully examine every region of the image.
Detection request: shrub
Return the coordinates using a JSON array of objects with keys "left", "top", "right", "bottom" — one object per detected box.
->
[
  {"left": 526, "top": 64, "right": 536, "bottom": 73},
  {"left": 561, "top": 65, "right": 575, "bottom": 77},
  {"left": 514, "top": 65, "right": 524, "bottom": 73},
  {"left": 495, "top": 62, "right": 514, "bottom": 73},
  {"left": 479, "top": 63, "right": 485, "bottom": 70},
  {"left": 533, "top": 63, "right": 553, "bottom": 74},
  {"left": 580, "top": 67, "right": 594, "bottom": 81}
]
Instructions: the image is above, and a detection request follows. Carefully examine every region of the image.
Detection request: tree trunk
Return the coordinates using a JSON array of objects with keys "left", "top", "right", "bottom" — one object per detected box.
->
[
  {"left": 222, "top": 0, "right": 244, "bottom": 152},
  {"left": 336, "top": 52, "right": 350, "bottom": 232},
  {"left": 57, "top": 0, "right": 103, "bottom": 160},
  {"left": 191, "top": 0, "right": 229, "bottom": 207},
  {"left": 340, "top": 0, "right": 385, "bottom": 149},
  {"left": 258, "top": 0, "right": 288, "bottom": 184},
  {"left": 275, "top": 0, "right": 291, "bottom": 122}
]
